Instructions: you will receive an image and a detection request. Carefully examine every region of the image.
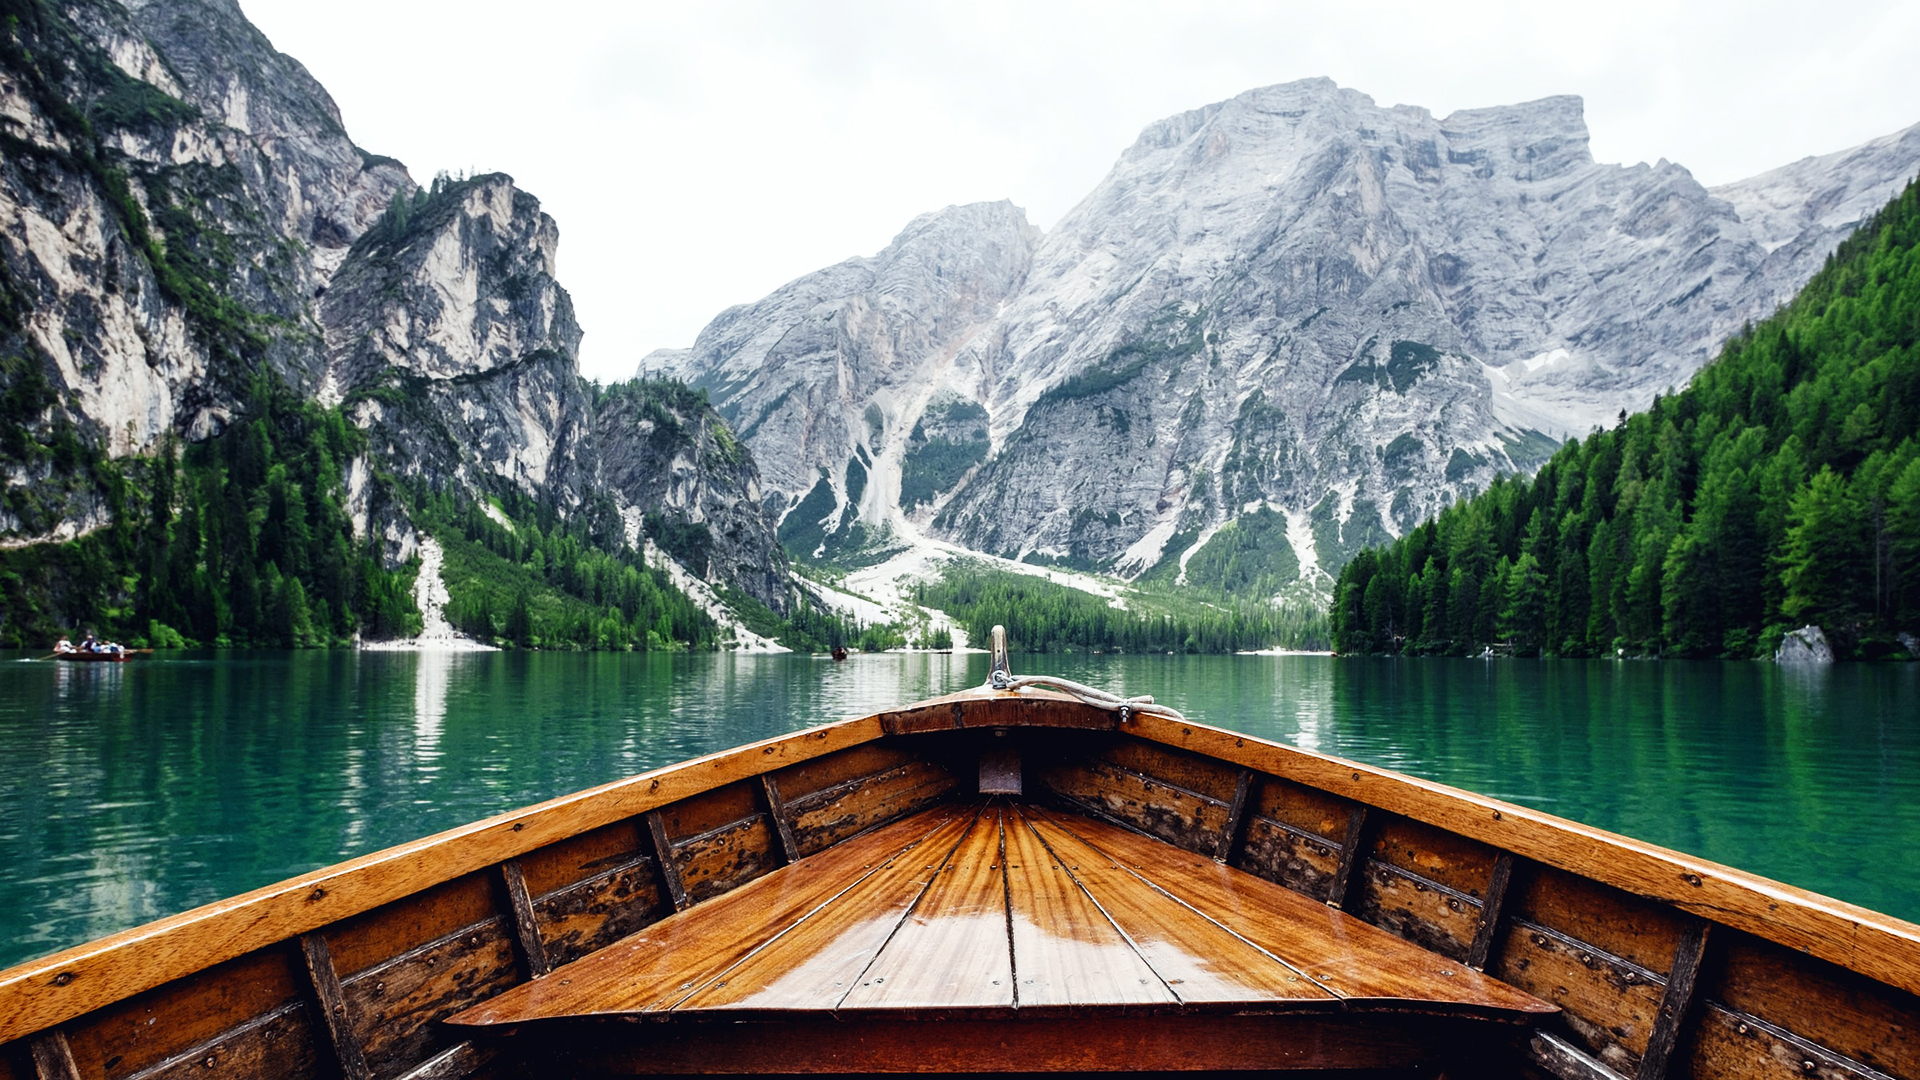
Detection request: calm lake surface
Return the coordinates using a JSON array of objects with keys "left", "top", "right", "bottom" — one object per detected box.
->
[{"left": 1, "top": 650, "right": 1916, "bottom": 968}]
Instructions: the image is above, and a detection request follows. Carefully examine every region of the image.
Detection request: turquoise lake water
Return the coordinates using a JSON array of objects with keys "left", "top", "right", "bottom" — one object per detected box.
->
[{"left": 0, "top": 650, "right": 1915, "bottom": 968}]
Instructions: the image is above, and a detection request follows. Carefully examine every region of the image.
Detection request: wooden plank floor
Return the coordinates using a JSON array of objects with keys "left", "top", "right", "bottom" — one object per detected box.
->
[{"left": 448, "top": 801, "right": 1554, "bottom": 1025}]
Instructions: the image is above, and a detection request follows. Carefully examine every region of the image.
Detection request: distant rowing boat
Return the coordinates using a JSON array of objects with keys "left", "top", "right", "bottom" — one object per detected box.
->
[{"left": 49, "top": 650, "right": 137, "bottom": 663}]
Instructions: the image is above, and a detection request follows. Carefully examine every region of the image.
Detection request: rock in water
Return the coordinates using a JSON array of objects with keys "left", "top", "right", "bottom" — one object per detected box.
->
[{"left": 1775, "top": 626, "right": 1834, "bottom": 665}]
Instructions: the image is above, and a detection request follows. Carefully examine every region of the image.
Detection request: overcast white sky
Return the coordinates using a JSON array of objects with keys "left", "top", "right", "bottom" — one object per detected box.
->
[{"left": 238, "top": 0, "right": 1919, "bottom": 384}]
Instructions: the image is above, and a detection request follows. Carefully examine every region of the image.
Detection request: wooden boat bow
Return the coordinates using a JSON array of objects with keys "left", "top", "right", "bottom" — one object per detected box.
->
[{"left": 2, "top": 661, "right": 1917, "bottom": 1078}]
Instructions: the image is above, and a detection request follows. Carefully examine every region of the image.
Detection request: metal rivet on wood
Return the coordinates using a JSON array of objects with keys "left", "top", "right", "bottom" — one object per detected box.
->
[
  {"left": 297, "top": 933, "right": 372, "bottom": 1080},
  {"left": 28, "top": 1030, "right": 80, "bottom": 1080},
  {"left": 1213, "top": 768, "right": 1256, "bottom": 863},
  {"left": 1467, "top": 853, "right": 1517, "bottom": 971},
  {"left": 760, "top": 774, "right": 802, "bottom": 865},
  {"left": 645, "top": 809, "right": 690, "bottom": 911},
  {"left": 1327, "top": 806, "right": 1372, "bottom": 911},
  {"left": 498, "top": 859, "right": 552, "bottom": 978},
  {"left": 1636, "top": 921, "right": 1711, "bottom": 1080}
]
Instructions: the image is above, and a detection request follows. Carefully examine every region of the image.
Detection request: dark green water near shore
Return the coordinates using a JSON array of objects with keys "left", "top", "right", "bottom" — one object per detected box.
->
[{"left": 1, "top": 650, "right": 1915, "bottom": 968}]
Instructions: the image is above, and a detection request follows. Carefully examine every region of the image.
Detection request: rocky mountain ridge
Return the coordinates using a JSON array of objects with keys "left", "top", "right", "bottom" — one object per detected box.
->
[
  {"left": 0, "top": 0, "right": 792, "bottom": 627},
  {"left": 650, "top": 79, "right": 1920, "bottom": 595}
]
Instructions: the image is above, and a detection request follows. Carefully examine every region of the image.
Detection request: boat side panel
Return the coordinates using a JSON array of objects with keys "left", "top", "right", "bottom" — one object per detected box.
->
[
  {"left": 1698, "top": 931, "right": 1920, "bottom": 1078},
  {"left": 530, "top": 858, "right": 665, "bottom": 968},
  {"left": 515, "top": 819, "right": 669, "bottom": 966},
  {"left": 339, "top": 918, "right": 519, "bottom": 1078},
  {"left": 1684, "top": 1003, "right": 1898, "bottom": 1080},
  {"left": 1514, "top": 867, "right": 1689, "bottom": 977},
  {"left": 1353, "top": 859, "right": 1482, "bottom": 961},
  {"left": 56, "top": 947, "right": 313, "bottom": 1080},
  {"left": 1037, "top": 740, "right": 1234, "bottom": 854},
  {"left": 1492, "top": 918, "right": 1667, "bottom": 1075},
  {"left": 119, "top": 1006, "right": 322, "bottom": 1080},
  {"left": 783, "top": 759, "right": 960, "bottom": 857},
  {"left": 674, "top": 814, "right": 781, "bottom": 905},
  {"left": 1123, "top": 713, "right": 1920, "bottom": 1004},
  {"left": 769, "top": 744, "right": 920, "bottom": 803},
  {"left": 1238, "top": 775, "right": 1353, "bottom": 899}
]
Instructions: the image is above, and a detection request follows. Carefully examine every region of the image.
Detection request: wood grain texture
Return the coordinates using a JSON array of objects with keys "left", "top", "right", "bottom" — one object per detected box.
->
[
  {"left": 1039, "top": 759, "right": 1230, "bottom": 853},
  {"left": 758, "top": 775, "right": 800, "bottom": 865},
  {"left": 393, "top": 1041, "right": 494, "bottom": 1080},
  {"left": 785, "top": 760, "right": 959, "bottom": 857},
  {"left": 1707, "top": 932, "right": 1920, "bottom": 1078},
  {"left": 1494, "top": 920, "right": 1665, "bottom": 1074},
  {"left": 1237, "top": 814, "right": 1344, "bottom": 899},
  {"left": 1214, "top": 768, "right": 1256, "bottom": 861},
  {"left": 338, "top": 919, "right": 518, "bottom": 1077},
  {"left": 1018, "top": 813, "right": 1334, "bottom": 1005},
  {"left": 1126, "top": 711, "right": 1920, "bottom": 1001},
  {"left": 120, "top": 1005, "right": 323, "bottom": 1080},
  {"left": 1470, "top": 853, "right": 1519, "bottom": 971},
  {"left": 1684, "top": 1005, "right": 1899, "bottom": 1080},
  {"left": 444, "top": 808, "right": 968, "bottom": 1024},
  {"left": 528, "top": 857, "right": 664, "bottom": 968},
  {"left": 0, "top": 715, "right": 884, "bottom": 1045},
  {"left": 296, "top": 934, "right": 369, "bottom": 1080},
  {"left": 1354, "top": 860, "right": 1483, "bottom": 960},
  {"left": 1034, "top": 809, "right": 1553, "bottom": 1018},
  {"left": 1637, "top": 920, "right": 1708, "bottom": 1080},
  {"left": 839, "top": 807, "right": 1012, "bottom": 1009},
  {"left": 497, "top": 861, "right": 550, "bottom": 978},
  {"left": 1530, "top": 1029, "right": 1631, "bottom": 1080},
  {"left": 59, "top": 946, "right": 305, "bottom": 1080},
  {"left": 1002, "top": 805, "right": 1171, "bottom": 1008},
  {"left": 26, "top": 1034, "right": 77, "bottom": 1080},
  {"left": 680, "top": 812, "right": 976, "bottom": 1011},
  {"left": 642, "top": 810, "right": 688, "bottom": 911}
]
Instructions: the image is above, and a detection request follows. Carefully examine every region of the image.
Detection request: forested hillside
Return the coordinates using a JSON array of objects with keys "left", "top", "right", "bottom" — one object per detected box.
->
[
  {"left": 0, "top": 375, "right": 419, "bottom": 648},
  {"left": 1330, "top": 178, "right": 1920, "bottom": 659}
]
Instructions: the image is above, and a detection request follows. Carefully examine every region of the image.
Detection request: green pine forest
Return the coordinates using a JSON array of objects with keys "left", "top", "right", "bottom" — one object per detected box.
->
[
  {"left": 0, "top": 374, "right": 421, "bottom": 648},
  {"left": 1331, "top": 178, "right": 1920, "bottom": 660},
  {"left": 918, "top": 565, "right": 1331, "bottom": 654}
]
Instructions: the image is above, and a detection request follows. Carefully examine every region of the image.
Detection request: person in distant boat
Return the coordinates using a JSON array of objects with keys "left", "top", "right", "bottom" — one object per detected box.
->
[
  {"left": 54, "top": 635, "right": 74, "bottom": 655},
  {"left": 80, "top": 629, "right": 98, "bottom": 653}
]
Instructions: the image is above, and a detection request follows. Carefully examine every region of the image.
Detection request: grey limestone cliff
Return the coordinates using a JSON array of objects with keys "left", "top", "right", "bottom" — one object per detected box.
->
[
  {"left": 0, "top": 0, "right": 791, "bottom": 614},
  {"left": 654, "top": 78, "right": 1920, "bottom": 593}
]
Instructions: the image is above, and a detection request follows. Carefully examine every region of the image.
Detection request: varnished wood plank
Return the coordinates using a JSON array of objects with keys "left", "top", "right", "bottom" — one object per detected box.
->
[
  {"left": 297, "top": 934, "right": 371, "bottom": 1080},
  {"left": 1469, "top": 852, "right": 1516, "bottom": 970},
  {"left": 445, "top": 807, "right": 967, "bottom": 1025},
  {"left": 498, "top": 860, "right": 551, "bottom": 978},
  {"left": 839, "top": 807, "right": 1013, "bottom": 1009},
  {"left": 643, "top": 810, "right": 689, "bottom": 912},
  {"left": 1004, "top": 804, "right": 1171, "bottom": 1008},
  {"left": 1638, "top": 920, "right": 1709, "bottom": 1080},
  {"left": 124, "top": 1004, "right": 324, "bottom": 1080},
  {"left": 1329, "top": 805, "right": 1372, "bottom": 909},
  {"left": 0, "top": 715, "right": 886, "bottom": 1045},
  {"left": 679, "top": 812, "right": 978, "bottom": 1011},
  {"left": 1214, "top": 768, "right": 1255, "bottom": 862},
  {"left": 1126, "top": 711, "right": 1920, "bottom": 1001},
  {"left": 759, "top": 775, "right": 800, "bottom": 865},
  {"left": 1034, "top": 809, "right": 1553, "bottom": 1017},
  {"left": 786, "top": 760, "right": 960, "bottom": 857},
  {"left": 27, "top": 1033, "right": 77, "bottom": 1080},
  {"left": 1040, "top": 759, "right": 1230, "bottom": 853},
  {"left": 1019, "top": 813, "right": 1334, "bottom": 1005}
]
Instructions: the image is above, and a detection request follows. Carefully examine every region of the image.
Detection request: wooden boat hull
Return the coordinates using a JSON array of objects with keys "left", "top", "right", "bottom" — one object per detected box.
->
[
  {"left": 1, "top": 686, "right": 1915, "bottom": 1079},
  {"left": 51, "top": 652, "right": 132, "bottom": 663}
]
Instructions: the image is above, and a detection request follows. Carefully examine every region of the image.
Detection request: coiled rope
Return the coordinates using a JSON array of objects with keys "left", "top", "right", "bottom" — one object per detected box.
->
[{"left": 983, "top": 624, "right": 1187, "bottom": 723}]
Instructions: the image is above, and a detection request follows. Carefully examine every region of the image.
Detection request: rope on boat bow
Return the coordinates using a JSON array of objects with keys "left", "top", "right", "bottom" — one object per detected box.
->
[{"left": 985, "top": 625, "right": 1187, "bottom": 723}]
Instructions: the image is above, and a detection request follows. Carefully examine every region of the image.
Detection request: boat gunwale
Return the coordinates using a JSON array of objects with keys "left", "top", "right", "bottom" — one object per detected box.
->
[{"left": 3, "top": 686, "right": 1918, "bottom": 1048}]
